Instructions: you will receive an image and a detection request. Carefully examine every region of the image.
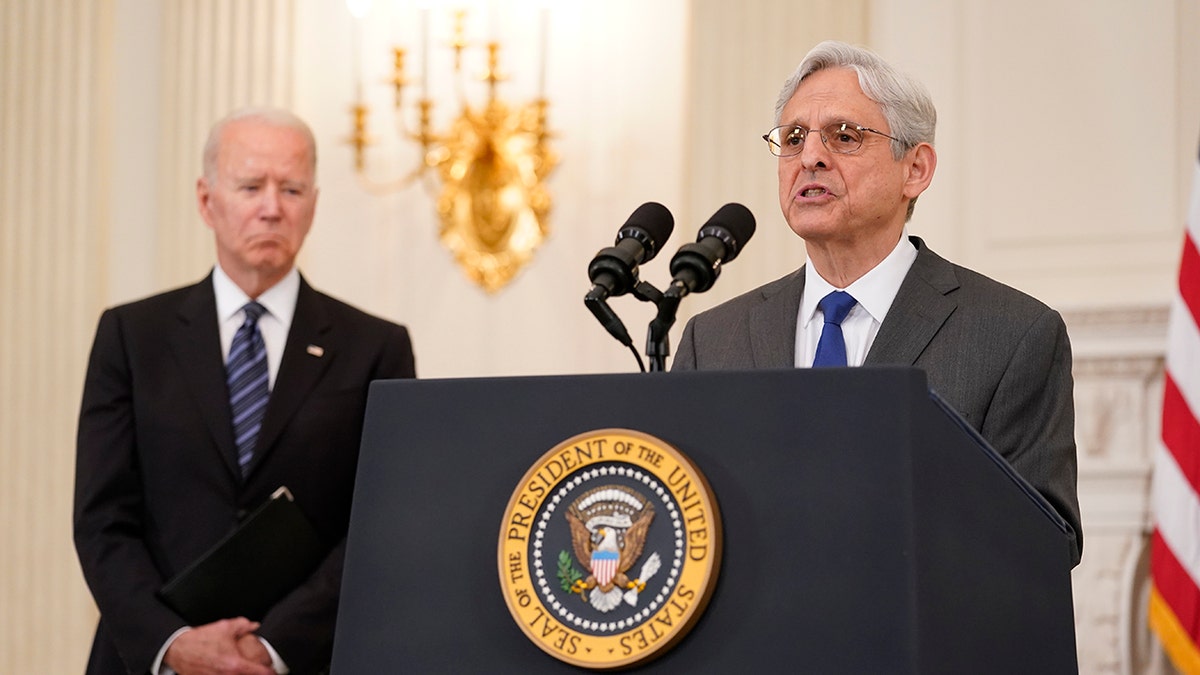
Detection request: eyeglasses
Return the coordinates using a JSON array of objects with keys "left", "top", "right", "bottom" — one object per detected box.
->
[{"left": 762, "top": 122, "right": 900, "bottom": 157}]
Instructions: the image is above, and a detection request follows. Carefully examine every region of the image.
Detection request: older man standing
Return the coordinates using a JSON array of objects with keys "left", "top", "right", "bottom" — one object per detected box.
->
[
  {"left": 75, "top": 108, "right": 416, "bottom": 674},
  {"left": 672, "top": 41, "right": 1080, "bottom": 567}
]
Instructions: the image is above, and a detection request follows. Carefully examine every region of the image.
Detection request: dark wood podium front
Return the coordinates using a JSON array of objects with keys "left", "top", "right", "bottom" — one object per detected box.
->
[{"left": 331, "top": 368, "right": 1076, "bottom": 673}]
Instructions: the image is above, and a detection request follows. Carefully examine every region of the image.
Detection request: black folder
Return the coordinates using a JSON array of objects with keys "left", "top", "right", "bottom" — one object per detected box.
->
[{"left": 158, "top": 486, "right": 326, "bottom": 624}]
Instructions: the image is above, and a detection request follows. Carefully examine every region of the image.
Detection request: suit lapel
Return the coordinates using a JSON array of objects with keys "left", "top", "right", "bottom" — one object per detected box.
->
[
  {"left": 247, "top": 277, "right": 334, "bottom": 475},
  {"left": 865, "top": 237, "right": 959, "bottom": 366},
  {"left": 170, "top": 274, "right": 242, "bottom": 478},
  {"left": 749, "top": 269, "right": 805, "bottom": 368}
]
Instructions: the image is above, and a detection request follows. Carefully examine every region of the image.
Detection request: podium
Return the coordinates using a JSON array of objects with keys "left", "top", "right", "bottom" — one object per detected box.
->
[{"left": 331, "top": 368, "right": 1076, "bottom": 673}]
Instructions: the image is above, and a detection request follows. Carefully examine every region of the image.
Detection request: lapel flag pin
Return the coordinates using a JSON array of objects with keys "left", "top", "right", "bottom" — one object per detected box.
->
[{"left": 306, "top": 345, "right": 325, "bottom": 358}]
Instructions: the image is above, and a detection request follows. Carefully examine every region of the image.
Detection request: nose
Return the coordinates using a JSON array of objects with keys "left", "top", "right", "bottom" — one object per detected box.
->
[
  {"left": 259, "top": 184, "right": 282, "bottom": 219},
  {"left": 797, "top": 131, "right": 831, "bottom": 171}
]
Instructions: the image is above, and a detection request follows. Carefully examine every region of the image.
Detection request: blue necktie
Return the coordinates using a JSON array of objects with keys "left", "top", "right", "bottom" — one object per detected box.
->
[
  {"left": 812, "top": 291, "right": 857, "bottom": 367},
  {"left": 227, "top": 301, "right": 269, "bottom": 476}
]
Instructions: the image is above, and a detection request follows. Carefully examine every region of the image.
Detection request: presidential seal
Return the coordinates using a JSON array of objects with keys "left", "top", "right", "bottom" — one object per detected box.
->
[{"left": 498, "top": 429, "right": 722, "bottom": 669}]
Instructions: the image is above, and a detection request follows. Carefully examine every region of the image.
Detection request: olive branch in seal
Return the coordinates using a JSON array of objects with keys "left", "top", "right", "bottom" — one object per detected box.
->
[{"left": 557, "top": 550, "right": 583, "bottom": 592}]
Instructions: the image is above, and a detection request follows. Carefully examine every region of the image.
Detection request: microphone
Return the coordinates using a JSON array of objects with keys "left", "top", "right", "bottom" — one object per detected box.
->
[
  {"left": 586, "top": 202, "right": 675, "bottom": 300},
  {"left": 667, "top": 203, "right": 756, "bottom": 295}
]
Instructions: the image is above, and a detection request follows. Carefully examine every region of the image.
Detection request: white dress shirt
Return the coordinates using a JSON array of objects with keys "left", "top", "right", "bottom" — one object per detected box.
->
[
  {"left": 214, "top": 264, "right": 300, "bottom": 389},
  {"left": 795, "top": 231, "right": 918, "bottom": 368}
]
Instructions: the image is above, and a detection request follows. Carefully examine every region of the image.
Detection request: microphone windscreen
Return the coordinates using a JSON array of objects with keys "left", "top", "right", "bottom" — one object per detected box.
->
[
  {"left": 702, "top": 203, "right": 756, "bottom": 262},
  {"left": 619, "top": 202, "right": 675, "bottom": 262}
]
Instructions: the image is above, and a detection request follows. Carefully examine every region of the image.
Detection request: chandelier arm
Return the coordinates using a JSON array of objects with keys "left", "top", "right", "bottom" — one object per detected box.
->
[{"left": 353, "top": 166, "right": 428, "bottom": 197}]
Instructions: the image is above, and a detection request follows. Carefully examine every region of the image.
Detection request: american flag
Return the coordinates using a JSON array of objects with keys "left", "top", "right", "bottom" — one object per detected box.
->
[{"left": 1150, "top": 130, "right": 1200, "bottom": 673}]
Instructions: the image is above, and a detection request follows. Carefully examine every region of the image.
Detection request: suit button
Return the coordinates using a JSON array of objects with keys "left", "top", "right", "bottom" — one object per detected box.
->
[{"left": 236, "top": 509, "right": 248, "bottom": 521}]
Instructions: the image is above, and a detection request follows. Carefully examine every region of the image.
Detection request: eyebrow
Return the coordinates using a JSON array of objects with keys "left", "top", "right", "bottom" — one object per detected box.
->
[
  {"left": 232, "top": 176, "right": 311, "bottom": 190},
  {"left": 783, "top": 117, "right": 858, "bottom": 128}
]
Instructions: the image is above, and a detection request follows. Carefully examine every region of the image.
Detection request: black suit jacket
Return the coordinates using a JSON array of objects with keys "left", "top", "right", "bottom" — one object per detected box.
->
[
  {"left": 673, "top": 237, "right": 1081, "bottom": 566},
  {"left": 74, "top": 273, "right": 416, "bottom": 674}
]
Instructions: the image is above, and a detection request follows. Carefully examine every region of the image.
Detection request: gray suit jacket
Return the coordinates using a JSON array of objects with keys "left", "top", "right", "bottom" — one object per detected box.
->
[{"left": 673, "top": 237, "right": 1081, "bottom": 566}]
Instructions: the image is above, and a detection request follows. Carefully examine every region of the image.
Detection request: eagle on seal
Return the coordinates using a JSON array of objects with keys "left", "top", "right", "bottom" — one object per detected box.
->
[{"left": 565, "top": 486, "right": 657, "bottom": 612}]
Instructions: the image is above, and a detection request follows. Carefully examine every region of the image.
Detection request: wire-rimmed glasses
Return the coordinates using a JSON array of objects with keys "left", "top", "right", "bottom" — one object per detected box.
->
[{"left": 763, "top": 122, "right": 900, "bottom": 156}]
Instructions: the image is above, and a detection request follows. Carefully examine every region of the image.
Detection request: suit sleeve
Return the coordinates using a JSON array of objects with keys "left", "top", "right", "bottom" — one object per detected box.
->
[
  {"left": 981, "top": 309, "right": 1082, "bottom": 566},
  {"left": 74, "top": 309, "right": 189, "bottom": 673},
  {"left": 256, "top": 321, "right": 416, "bottom": 671}
]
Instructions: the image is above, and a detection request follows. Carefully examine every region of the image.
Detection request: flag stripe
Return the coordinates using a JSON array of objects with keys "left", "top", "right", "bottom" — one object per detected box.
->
[
  {"left": 1164, "top": 373, "right": 1200, "bottom": 498},
  {"left": 1166, "top": 294, "right": 1200, "bottom": 422},
  {"left": 1181, "top": 232, "right": 1200, "bottom": 321}
]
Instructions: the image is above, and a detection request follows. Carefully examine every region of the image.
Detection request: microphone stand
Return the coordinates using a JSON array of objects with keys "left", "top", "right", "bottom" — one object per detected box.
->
[
  {"left": 585, "top": 289, "right": 647, "bottom": 373},
  {"left": 633, "top": 280, "right": 686, "bottom": 372}
]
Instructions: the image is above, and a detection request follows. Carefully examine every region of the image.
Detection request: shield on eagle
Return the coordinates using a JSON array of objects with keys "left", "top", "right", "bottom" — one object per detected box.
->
[{"left": 591, "top": 546, "right": 620, "bottom": 587}]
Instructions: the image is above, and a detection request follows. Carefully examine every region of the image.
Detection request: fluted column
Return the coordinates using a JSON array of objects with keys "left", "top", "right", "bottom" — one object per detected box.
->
[{"left": 0, "top": 1, "right": 109, "bottom": 672}]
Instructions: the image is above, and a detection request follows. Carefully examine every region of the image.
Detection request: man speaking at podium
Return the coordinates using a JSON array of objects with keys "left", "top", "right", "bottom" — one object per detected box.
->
[
  {"left": 74, "top": 108, "right": 416, "bottom": 674},
  {"left": 672, "top": 41, "right": 1081, "bottom": 567}
]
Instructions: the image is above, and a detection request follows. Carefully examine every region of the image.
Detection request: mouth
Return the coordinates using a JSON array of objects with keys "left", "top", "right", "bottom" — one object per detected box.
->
[
  {"left": 248, "top": 232, "right": 288, "bottom": 244},
  {"left": 795, "top": 184, "right": 832, "bottom": 201}
]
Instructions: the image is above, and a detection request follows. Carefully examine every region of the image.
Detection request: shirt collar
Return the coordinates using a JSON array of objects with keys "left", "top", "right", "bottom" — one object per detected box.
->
[
  {"left": 212, "top": 265, "right": 300, "bottom": 327},
  {"left": 801, "top": 230, "right": 918, "bottom": 327}
]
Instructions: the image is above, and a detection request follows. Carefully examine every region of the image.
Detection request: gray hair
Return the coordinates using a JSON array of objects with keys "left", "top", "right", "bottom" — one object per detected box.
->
[
  {"left": 201, "top": 107, "right": 318, "bottom": 183},
  {"left": 774, "top": 40, "right": 936, "bottom": 161}
]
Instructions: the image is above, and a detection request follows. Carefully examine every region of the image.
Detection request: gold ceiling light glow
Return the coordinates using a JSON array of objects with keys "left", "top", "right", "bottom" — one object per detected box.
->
[{"left": 345, "top": 2, "right": 557, "bottom": 293}]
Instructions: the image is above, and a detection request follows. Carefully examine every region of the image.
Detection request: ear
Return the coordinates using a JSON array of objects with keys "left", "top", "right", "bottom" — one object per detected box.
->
[
  {"left": 902, "top": 142, "right": 937, "bottom": 200},
  {"left": 196, "top": 177, "right": 214, "bottom": 229}
]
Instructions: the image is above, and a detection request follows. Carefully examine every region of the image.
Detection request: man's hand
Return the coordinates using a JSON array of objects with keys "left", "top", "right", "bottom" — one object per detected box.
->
[
  {"left": 236, "top": 632, "right": 273, "bottom": 666},
  {"left": 163, "top": 617, "right": 275, "bottom": 675}
]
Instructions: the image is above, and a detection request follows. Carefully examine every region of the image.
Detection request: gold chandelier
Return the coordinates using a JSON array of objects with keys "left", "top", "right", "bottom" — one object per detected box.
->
[{"left": 345, "top": 2, "right": 557, "bottom": 293}]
